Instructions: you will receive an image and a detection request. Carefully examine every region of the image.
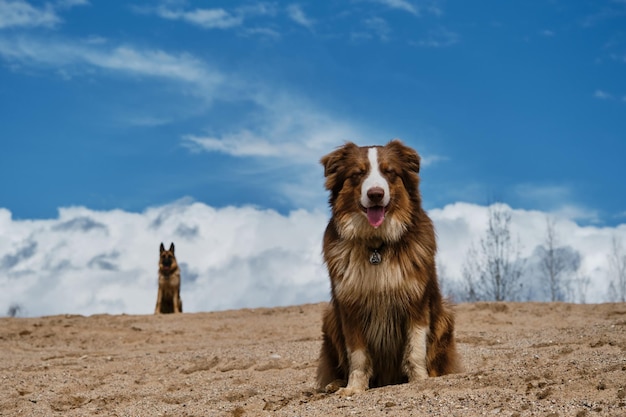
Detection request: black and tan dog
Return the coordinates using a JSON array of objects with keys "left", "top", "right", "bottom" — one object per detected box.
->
[{"left": 155, "top": 242, "right": 183, "bottom": 314}]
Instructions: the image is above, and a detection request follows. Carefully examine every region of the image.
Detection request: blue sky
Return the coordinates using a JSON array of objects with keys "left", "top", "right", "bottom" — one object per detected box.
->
[
  {"left": 1, "top": 1, "right": 626, "bottom": 316},
  {"left": 1, "top": 0, "right": 625, "bottom": 223}
]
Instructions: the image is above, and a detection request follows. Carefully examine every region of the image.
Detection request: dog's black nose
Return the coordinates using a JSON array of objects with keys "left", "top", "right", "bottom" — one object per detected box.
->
[{"left": 367, "top": 187, "right": 385, "bottom": 204}]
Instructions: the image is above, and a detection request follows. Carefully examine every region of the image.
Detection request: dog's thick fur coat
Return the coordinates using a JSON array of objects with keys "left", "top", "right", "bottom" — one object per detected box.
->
[
  {"left": 155, "top": 242, "right": 182, "bottom": 314},
  {"left": 316, "top": 140, "right": 460, "bottom": 396}
]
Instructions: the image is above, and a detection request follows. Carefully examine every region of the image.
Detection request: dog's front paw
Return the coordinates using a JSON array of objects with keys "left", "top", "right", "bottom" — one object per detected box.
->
[
  {"left": 407, "top": 368, "right": 429, "bottom": 383},
  {"left": 323, "top": 379, "right": 346, "bottom": 393},
  {"left": 336, "top": 385, "right": 366, "bottom": 397}
]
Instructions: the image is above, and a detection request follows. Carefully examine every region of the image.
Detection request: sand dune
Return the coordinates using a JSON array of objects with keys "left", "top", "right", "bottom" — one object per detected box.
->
[{"left": 1, "top": 302, "right": 625, "bottom": 416}]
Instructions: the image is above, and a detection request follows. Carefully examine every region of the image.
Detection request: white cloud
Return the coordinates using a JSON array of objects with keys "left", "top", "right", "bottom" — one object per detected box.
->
[
  {"left": 550, "top": 205, "right": 601, "bottom": 225},
  {"left": 514, "top": 183, "right": 572, "bottom": 202},
  {"left": 413, "top": 27, "right": 459, "bottom": 47},
  {"left": 91, "top": 47, "right": 214, "bottom": 82},
  {"left": 144, "top": 3, "right": 277, "bottom": 31},
  {"left": 363, "top": 17, "right": 391, "bottom": 41},
  {"left": 241, "top": 26, "right": 281, "bottom": 39},
  {"left": 156, "top": 7, "right": 243, "bottom": 29},
  {"left": 421, "top": 153, "right": 447, "bottom": 167},
  {"left": 511, "top": 183, "right": 600, "bottom": 223},
  {"left": 286, "top": 4, "right": 315, "bottom": 30},
  {"left": 2, "top": 201, "right": 625, "bottom": 317},
  {"left": 431, "top": 202, "right": 626, "bottom": 303},
  {"left": 0, "top": 35, "right": 364, "bottom": 158},
  {"left": 0, "top": 201, "right": 329, "bottom": 317},
  {"left": 182, "top": 96, "right": 372, "bottom": 163},
  {"left": 594, "top": 89, "right": 613, "bottom": 99},
  {"left": 0, "top": 36, "right": 223, "bottom": 94},
  {"left": 0, "top": 0, "right": 88, "bottom": 30},
  {"left": 184, "top": 132, "right": 295, "bottom": 158},
  {"left": 0, "top": 0, "right": 60, "bottom": 29},
  {"left": 371, "top": 0, "right": 419, "bottom": 15},
  {"left": 56, "top": 0, "right": 88, "bottom": 8}
]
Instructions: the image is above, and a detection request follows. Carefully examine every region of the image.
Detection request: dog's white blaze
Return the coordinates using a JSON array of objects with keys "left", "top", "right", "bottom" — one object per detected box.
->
[
  {"left": 361, "top": 147, "right": 390, "bottom": 208},
  {"left": 404, "top": 325, "right": 429, "bottom": 381}
]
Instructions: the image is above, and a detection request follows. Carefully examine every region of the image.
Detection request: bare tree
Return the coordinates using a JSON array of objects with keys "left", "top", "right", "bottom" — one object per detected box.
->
[
  {"left": 462, "top": 244, "right": 481, "bottom": 302},
  {"left": 437, "top": 258, "right": 466, "bottom": 302},
  {"left": 538, "top": 216, "right": 578, "bottom": 301},
  {"left": 462, "top": 204, "right": 525, "bottom": 301},
  {"left": 437, "top": 258, "right": 452, "bottom": 299},
  {"left": 571, "top": 273, "right": 591, "bottom": 304},
  {"left": 607, "top": 236, "right": 626, "bottom": 302},
  {"left": 541, "top": 217, "right": 564, "bottom": 301},
  {"left": 7, "top": 303, "right": 23, "bottom": 317}
]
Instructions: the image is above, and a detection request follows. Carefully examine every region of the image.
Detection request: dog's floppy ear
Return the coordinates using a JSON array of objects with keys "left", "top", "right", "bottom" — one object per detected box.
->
[
  {"left": 160, "top": 242, "right": 165, "bottom": 253},
  {"left": 169, "top": 243, "right": 175, "bottom": 253},
  {"left": 387, "top": 139, "right": 420, "bottom": 174},
  {"left": 320, "top": 142, "right": 359, "bottom": 190}
]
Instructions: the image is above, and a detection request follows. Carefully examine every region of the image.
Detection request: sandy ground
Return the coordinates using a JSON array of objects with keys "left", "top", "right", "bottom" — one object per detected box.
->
[{"left": 1, "top": 302, "right": 625, "bottom": 417}]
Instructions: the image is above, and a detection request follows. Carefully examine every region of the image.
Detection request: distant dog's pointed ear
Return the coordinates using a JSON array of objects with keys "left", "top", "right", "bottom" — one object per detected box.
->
[
  {"left": 169, "top": 243, "right": 175, "bottom": 253},
  {"left": 320, "top": 142, "right": 359, "bottom": 190},
  {"left": 160, "top": 242, "right": 165, "bottom": 253},
  {"left": 387, "top": 139, "right": 420, "bottom": 174}
]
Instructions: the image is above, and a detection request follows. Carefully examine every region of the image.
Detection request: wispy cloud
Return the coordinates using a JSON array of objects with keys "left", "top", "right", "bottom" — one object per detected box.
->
[
  {"left": 184, "top": 132, "right": 291, "bottom": 158},
  {"left": 363, "top": 17, "right": 391, "bottom": 41},
  {"left": 0, "top": 0, "right": 60, "bottom": 29},
  {"left": 594, "top": 89, "right": 613, "bottom": 99},
  {"left": 0, "top": 36, "right": 222, "bottom": 91},
  {"left": 138, "top": 2, "right": 277, "bottom": 31},
  {"left": 421, "top": 154, "right": 447, "bottom": 167},
  {"left": 0, "top": 33, "right": 373, "bottom": 208},
  {"left": 513, "top": 183, "right": 599, "bottom": 223},
  {"left": 413, "top": 27, "right": 459, "bottom": 47},
  {"left": 0, "top": 0, "right": 88, "bottom": 30},
  {"left": 582, "top": 4, "right": 626, "bottom": 28},
  {"left": 241, "top": 26, "right": 281, "bottom": 39},
  {"left": 155, "top": 7, "right": 243, "bottom": 29},
  {"left": 514, "top": 183, "right": 573, "bottom": 205},
  {"left": 56, "top": 0, "right": 88, "bottom": 8},
  {"left": 366, "top": 0, "right": 443, "bottom": 16},
  {"left": 370, "top": 0, "right": 419, "bottom": 16},
  {"left": 182, "top": 94, "right": 373, "bottom": 163},
  {"left": 286, "top": 4, "right": 315, "bottom": 30}
]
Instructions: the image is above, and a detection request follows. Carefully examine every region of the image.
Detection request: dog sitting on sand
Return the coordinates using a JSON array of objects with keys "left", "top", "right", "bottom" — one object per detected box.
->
[
  {"left": 155, "top": 242, "right": 183, "bottom": 314},
  {"left": 316, "top": 140, "right": 461, "bottom": 396}
]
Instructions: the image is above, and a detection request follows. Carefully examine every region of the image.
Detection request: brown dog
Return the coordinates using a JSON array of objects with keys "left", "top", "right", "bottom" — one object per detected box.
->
[
  {"left": 155, "top": 242, "right": 182, "bottom": 314},
  {"left": 316, "top": 140, "right": 460, "bottom": 396}
]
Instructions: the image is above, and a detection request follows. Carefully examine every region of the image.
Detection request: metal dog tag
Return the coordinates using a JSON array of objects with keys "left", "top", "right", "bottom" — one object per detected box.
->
[{"left": 369, "top": 249, "right": 381, "bottom": 265}]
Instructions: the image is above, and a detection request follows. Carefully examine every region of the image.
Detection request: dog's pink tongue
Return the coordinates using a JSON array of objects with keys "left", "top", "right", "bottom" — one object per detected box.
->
[{"left": 367, "top": 206, "right": 385, "bottom": 228}]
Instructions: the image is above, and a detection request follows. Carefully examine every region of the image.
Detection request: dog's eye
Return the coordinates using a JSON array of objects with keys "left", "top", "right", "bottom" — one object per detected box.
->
[
  {"left": 350, "top": 170, "right": 364, "bottom": 180},
  {"left": 384, "top": 168, "right": 397, "bottom": 180}
]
